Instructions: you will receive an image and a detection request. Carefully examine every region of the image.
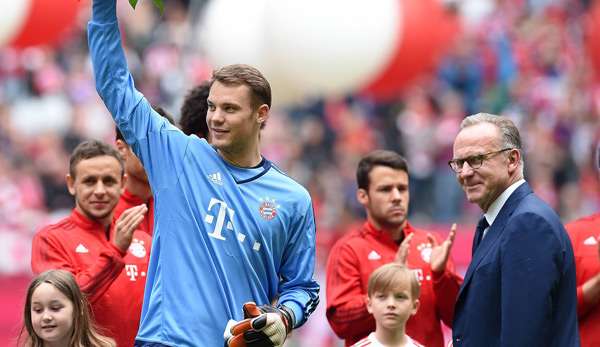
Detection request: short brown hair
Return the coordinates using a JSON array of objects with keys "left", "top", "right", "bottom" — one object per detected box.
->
[
  {"left": 69, "top": 140, "right": 124, "bottom": 179},
  {"left": 357, "top": 150, "right": 408, "bottom": 190},
  {"left": 210, "top": 64, "right": 272, "bottom": 109},
  {"left": 367, "top": 263, "right": 420, "bottom": 300}
]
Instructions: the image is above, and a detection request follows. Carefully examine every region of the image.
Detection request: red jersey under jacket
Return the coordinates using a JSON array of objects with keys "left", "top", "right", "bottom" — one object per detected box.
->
[{"left": 566, "top": 213, "right": 600, "bottom": 347}]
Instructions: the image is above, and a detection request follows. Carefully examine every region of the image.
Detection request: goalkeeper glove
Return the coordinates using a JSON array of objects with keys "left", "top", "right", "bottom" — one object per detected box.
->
[{"left": 225, "top": 302, "right": 295, "bottom": 347}]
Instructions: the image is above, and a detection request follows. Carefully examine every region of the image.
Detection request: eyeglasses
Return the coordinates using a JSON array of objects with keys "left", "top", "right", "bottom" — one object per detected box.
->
[{"left": 448, "top": 148, "right": 514, "bottom": 173}]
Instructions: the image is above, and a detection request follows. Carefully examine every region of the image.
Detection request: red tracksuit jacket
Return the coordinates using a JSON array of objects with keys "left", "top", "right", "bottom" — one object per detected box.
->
[
  {"left": 31, "top": 209, "right": 151, "bottom": 347},
  {"left": 566, "top": 213, "right": 600, "bottom": 347},
  {"left": 326, "top": 221, "right": 462, "bottom": 347}
]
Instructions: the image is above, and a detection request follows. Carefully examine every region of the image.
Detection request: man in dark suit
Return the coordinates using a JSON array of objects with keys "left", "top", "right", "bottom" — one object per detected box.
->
[{"left": 449, "top": 113, "right": 579, "bottom": 346}]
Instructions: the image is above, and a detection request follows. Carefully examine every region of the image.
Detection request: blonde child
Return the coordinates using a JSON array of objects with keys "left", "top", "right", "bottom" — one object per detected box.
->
[
  {"left": 352, "top": 263, "right": 423, "bottom": 347},
  {"left": 18, "top": 270, "right": 115, "bottom": 347}
]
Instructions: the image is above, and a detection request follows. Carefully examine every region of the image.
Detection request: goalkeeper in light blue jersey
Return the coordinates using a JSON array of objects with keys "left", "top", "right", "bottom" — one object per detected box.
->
[{"left": 88, "top": 1, "right": 320, "bottom": 346}]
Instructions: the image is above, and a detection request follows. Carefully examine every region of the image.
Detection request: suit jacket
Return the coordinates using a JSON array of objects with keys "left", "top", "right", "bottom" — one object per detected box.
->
[{"left": 452, "top": 183, "right": 579, "bottom": 347}]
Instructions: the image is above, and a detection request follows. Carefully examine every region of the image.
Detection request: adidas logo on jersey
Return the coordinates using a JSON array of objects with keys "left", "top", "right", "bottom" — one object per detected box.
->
[
  {"left": 368, "top": 250, "right": 381, "bottom": 260},
  {"left": 208, "top": 172, "right": 223, "bottom": 185},
  {"left": 584, "top": 236, "right": 598, "bottom": 246},
  {"left": 75, "top": 244, "right": 89, "bottom": 253}
]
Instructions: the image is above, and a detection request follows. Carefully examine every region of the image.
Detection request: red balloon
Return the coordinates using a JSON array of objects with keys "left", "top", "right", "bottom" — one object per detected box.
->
[
  {"left": 361, "top": 0, "right": 461, "bottom": 101},
  {"left": 586, "top": 2, "right": 600, "bottom": 80},
  {"left": 10, "top": 0, "right": 84, "bottom": 49}
]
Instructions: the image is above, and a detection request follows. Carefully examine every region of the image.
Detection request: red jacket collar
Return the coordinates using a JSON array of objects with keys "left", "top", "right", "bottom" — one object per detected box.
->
[
  {"left": 70, "top": 209, "right": 114, "bottom": 240},
  {"left": 71, "top": 208, "right": 106, "bottom": 230},
  {"left": 363, "top": 220, "right": 415, "bottom": 245}
]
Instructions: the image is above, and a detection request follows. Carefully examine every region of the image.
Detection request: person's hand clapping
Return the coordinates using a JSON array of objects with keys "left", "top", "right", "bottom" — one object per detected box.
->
[
  {"left": 394, "top": 233, "right": 414, "bottom": 266},
  {"left": 113, "top": 204, "right": 147, "bottom": 253},
  {"left": 428, "top": 223, "right": 457, "bottom": 273}
]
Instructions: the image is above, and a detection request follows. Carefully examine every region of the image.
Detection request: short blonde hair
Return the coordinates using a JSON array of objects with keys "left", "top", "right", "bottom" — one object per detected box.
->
[{"left": 367, "top": 263, "right": 420, "bottom": 300}]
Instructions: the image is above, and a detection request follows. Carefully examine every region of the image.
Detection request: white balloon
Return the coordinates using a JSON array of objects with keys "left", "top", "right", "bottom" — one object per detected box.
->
[
  {"left": 200, "top": 0, "right": 307, "bottom": 106},
  {"left": 458, "top": 0, "right": 495, "bottom": 30},
  {"left": 265, "top": 0, "right": 400, "bottom": 98},
  {"left": 200, "top": 0, "right": 402, "bottom": 106},
  {"left": 0, "top": 0, "right": 32, "bottom": 47},
  {"left": 200, "top": 0, "right": 270, "bottom": 73}
]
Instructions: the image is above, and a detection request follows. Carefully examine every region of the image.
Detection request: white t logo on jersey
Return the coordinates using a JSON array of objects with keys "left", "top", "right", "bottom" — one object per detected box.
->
[
  {"left": 413, "top": 268, "right": 424, "bottom": 283},
  {"left": 205, "top": 198, "right": 236, "bottom": 240},
  {"left": 125, "top": 264, "right": 139, "bottom": 281}
]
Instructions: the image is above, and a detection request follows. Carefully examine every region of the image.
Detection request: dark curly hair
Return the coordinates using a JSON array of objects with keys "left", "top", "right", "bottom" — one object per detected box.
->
[{"left": 179, "top": 81, "right": 210, "bottom": 138}]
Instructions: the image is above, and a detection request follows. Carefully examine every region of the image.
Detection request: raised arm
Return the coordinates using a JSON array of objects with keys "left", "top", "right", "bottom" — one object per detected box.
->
[
  {"left": 88, "top": 0, "right": 150, "bottom": 140},
  {"left": 88, "top": 0, "right": 187, "bottom": 190},
  {"left": 428, "top": 225, "right": 463, "bottom": 327}
]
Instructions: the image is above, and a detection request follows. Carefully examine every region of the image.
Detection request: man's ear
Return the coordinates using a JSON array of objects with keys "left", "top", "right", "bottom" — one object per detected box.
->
[
  {"left": 120, "top": 173, "right": 128, "bottom": 194},
  {"left": 256, "top": 104, "right": 269, "bottom": 125},
  {"left": 507, "top": 149, "right": 521, "bottom": 174},
  {"left": 66, "top": 174, "right": 76, "bottom": 196},
  {"left": 357, "top": 188, "right": 369, "bottom": 206},
  {"left": 115, "top": 139, "right": 128, "bottom": 158}
]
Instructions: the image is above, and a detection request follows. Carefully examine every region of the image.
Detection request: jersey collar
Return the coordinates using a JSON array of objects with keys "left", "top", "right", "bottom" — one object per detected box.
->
[
  {"left": 363, "top": 220, "right": 415, "bottom": 246},
  {"left": 71, "top": 208, "right": 107, "bottom": 231}
]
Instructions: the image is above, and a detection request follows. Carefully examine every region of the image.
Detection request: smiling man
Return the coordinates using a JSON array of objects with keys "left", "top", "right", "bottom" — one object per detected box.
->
[
  {"left": 450, "top": 113, "right": 579, "bottom": 346},
  {"left": 87, "top": 1, "right": 319, "bottom": 346},
  {"left": 31, "top": 140, "right": 151, "bottom": 347},
  {"left": 326, "top": 150, "right": 462, "bottom": 347}
]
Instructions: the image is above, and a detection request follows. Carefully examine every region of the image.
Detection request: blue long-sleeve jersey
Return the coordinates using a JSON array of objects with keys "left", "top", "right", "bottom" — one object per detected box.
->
[{"left": 88, "top": 1, "right": 319, "bottom": 346}]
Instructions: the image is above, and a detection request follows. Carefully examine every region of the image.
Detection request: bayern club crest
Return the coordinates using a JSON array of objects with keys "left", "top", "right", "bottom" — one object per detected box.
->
[
  {"left": 128, "top": 238, "right": 147, "bottom": 258},
  {"left": 416, "top": 242, "right": 432, "bottom": 263},
  {"left": 259, "top": 197, "right": 280, "bottom": 221}
]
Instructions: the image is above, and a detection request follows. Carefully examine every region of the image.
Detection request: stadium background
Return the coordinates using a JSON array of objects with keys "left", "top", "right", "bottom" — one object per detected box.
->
[{"left": 1, "top": 0, "right": 599, "bottom": 345}]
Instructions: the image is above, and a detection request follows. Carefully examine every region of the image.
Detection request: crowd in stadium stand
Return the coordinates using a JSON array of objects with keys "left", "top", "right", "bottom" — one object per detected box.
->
[{"left": 0, "top": 0, "right": 599, "bottom": 345}]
